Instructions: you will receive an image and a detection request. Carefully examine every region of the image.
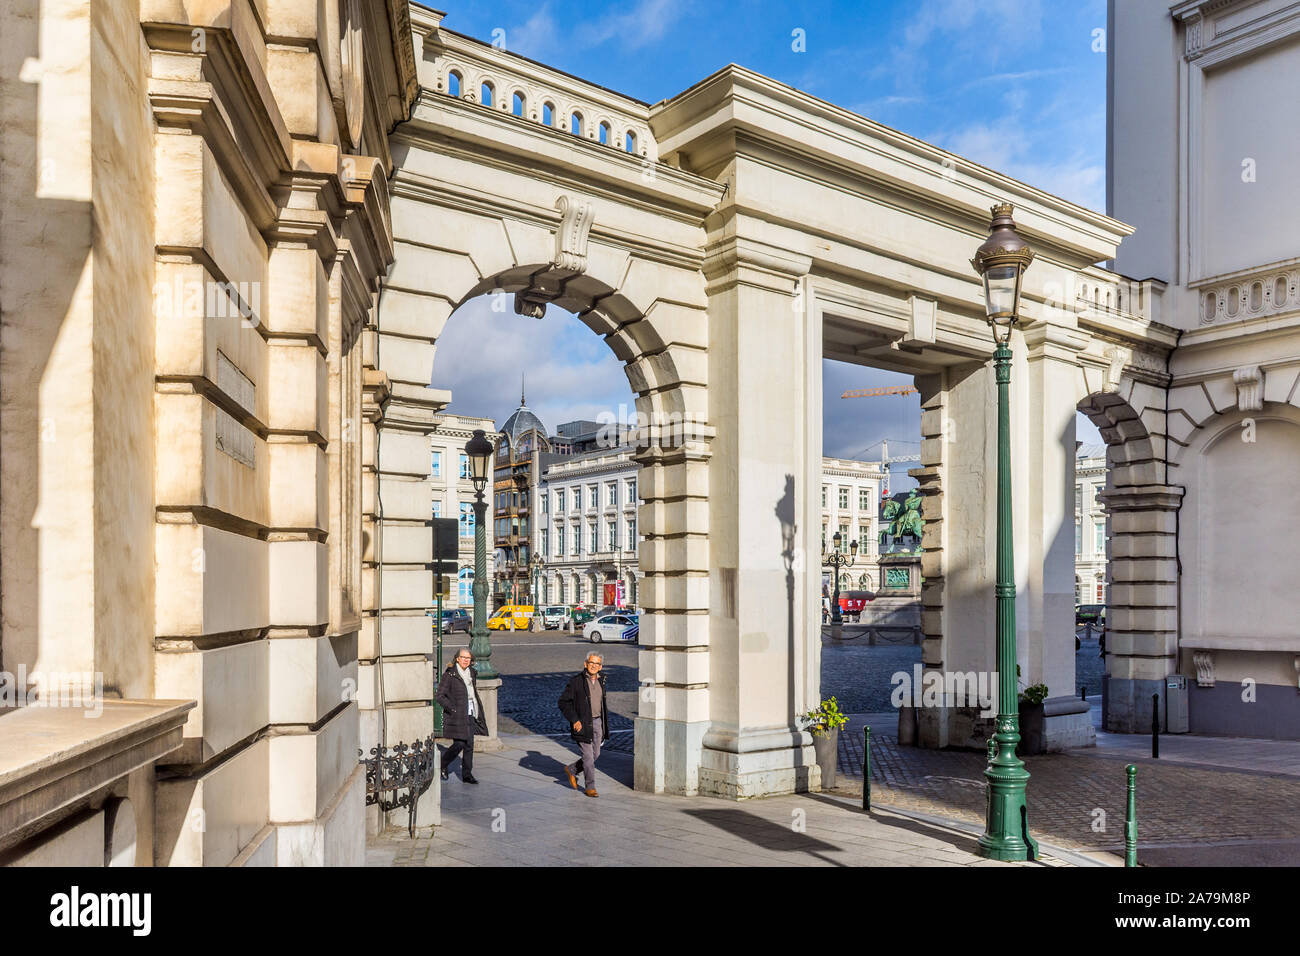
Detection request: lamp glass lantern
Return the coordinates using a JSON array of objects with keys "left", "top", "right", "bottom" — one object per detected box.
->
[
  {"left": 970, "top": 203, "right": 1034, "bottom": 342},
  {"left": 465, "top": 429, "right": 493, "bottom": 493}
]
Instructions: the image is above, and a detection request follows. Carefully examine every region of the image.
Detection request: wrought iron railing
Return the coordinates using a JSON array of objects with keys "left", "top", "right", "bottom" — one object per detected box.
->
[{"left": 360, "top": 736, "right": 438, "bottom": 837}]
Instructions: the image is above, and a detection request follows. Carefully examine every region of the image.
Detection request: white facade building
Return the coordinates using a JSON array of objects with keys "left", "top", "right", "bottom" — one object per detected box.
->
[
  {"left": 820, "top": 457, "right": 888, "bottom": 596},
  {"left": 1107, "top": 0, "right": 1300, "bottom": 737},
  {"left": 537, "top": 447, "right": 640, "bottom": 608},
  {"left": 430, "top": 413, "right": 495, "bottom": 610},
  {"left": 1074, "top": 444, "right": 1107, "bottom": 606}
]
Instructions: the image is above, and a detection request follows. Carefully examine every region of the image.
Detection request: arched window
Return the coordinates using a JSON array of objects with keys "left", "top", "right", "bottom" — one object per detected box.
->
[
  {"left": 448, "top": 70, "right": 462, "bottom": 97},
  {"left": 571, "top": 112, "right": 583, "bottom": 136},
  {"left": 512, "top": 92, "right": 525, "bottom": 117},
  {"left": 598, "top": 121, "right": 610, "bottom": 145},
  {"left": 458, "top": 567, "right": 474, "bottom": 606},
  {"left": 480, "top": 82, "right": 494, "bottom": 107},
  {"left": 542, "top": 102, "right": 554, "bottom": 126},
  {"left": 558, "top": 577, "right": 566, "bottom": 603},
  {"left": 625, "top": 130, "right": 637, "bottom": 153}
]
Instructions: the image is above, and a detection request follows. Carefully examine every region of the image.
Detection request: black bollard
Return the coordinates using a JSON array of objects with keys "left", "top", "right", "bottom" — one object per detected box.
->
[
  {"left": 1081, "top": 686, "right": 1086, "bottom": 700},
  {"left": 1151, "top": 693, "right": 1160, "bottom": 759},
  {"left": 862, "top": 726, "right": 871, "bottom": 812}
]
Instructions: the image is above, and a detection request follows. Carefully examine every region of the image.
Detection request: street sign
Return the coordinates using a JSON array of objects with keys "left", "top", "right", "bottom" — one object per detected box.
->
[{"left": 431, "top": 517, "right": 458, "bottom": 576}]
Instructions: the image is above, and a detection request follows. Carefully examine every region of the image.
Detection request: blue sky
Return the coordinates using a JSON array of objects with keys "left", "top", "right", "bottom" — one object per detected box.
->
[{"left": 430, "top": 0, "right": 1108, "bottom": 460}]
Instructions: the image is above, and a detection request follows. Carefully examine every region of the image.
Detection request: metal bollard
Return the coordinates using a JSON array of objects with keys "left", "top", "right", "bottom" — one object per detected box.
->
[
  {"left": 862, "top": 726, "right": 871, "bottom": 812},
  {"left": 1081, "top": 686, "right": 1086, "bottom": 700},
  {"left": 1151, "top": 693, "right": 1160, "bottom": 759},
  {"left": 1125, "top": 764, "right": 1138, "bottom": 867}
]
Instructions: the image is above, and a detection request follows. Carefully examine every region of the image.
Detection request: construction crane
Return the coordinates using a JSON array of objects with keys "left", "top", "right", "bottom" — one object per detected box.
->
[
  {"left": 840, "top": 384, "right": 918, "bottom": 399},
  {"left": 857, "top": 438, "right": 921, "bottom": 498}
]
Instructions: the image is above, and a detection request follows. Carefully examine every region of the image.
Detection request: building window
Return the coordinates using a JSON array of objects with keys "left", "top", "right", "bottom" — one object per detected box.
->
[
  {"left": 542, "top": 491, "right": 548, "bottom": 514},
  {"left": 628, "top": 478, "right": 636, "bottom": 501},
  {"left": 1094, "top": 521, "right": 1105, "bottom": 553},
  {"left": 1074, "top": 521, "right": 1081, "bottom": 556},
  {"left": 838, "top": 487, "right": 849, "bottom": 509},
  {"left": 859, "top": 527, "right": 872, "bottom": 554},
  {"left": 458, "top": 567, "right": 473, "bottom": 605},
  {"left": 588, "top": 484, "right": 598, "bottom": 509},
  {"left": 590, "top": 523, "right": 598, "bottom": 553},
  {"left": 557, "top": 526, "right": 565, "bottom": 556},
  {"left": 556, "top": 489, "right": 565, "bottom": 512},
  {"left": 821, "top": 486, "right": 827, "bottom": 508},
  {"left": 1075, "top": 576, "right": 1083, "bottom": 604},
  {"left": 838, "top": 523, "right": 848, "bottom": 543},
  {"left": 459, "top": 453, "right": 469, "bottom": 479},
  {"left": 558, "top": 578, "right": 565, "bottom": 603},
  {"left": 574, "top": 526, "right": 581, "bottom": 556},
  {"left": 859, "top": 488, "right": 870, "bottom": 512},
  {"left": 821, "top": 524, "right": 827, "bottom": 551},
  {"left": 459, "top": 502, "right": 474, "bottom": 537},
  {"left": 570, "top": 487, "right": 579, "bottom": 512},
  {"left": 432, "top": 500, "right": 442, "bottom": 518},
  {"left": 626, "top": 519, "right": 636, "bottom": 552},
  {"left": 608, "top": 519, "right": 617, "bottom": 551},
  {"left": 431, "top": 451, "right": 442, "bottom": 478},
  {"left": 608, "top": 483, "right": 617, "bottom": 506},
  {"left": 1074, "top": 485, "right": 1082, "bottom": 515}
]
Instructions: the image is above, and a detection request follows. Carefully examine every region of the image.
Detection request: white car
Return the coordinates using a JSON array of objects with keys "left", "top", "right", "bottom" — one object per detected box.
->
[{"left": 583, "top": 613, "right": 638, "bottom": 644}]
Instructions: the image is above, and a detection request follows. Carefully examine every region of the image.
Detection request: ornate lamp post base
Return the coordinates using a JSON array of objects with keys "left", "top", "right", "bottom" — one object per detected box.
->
[{"left": 977, "top": 723, "right": 1038, "bottom": 861}]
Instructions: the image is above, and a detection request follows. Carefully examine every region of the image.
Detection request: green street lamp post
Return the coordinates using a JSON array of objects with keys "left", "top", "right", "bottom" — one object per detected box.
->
[
  {"left": 971, "top": 203, "right": 1037, "bottom": 861},
  {"left": 465, "top": 429, "right": 497, "bottom": 679},
  {"left": 823, "top": 531, "right": 858, "bottom": 625}
]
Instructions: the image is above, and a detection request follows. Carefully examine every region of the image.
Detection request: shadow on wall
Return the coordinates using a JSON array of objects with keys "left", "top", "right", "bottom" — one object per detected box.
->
[
  {"left": 776, "top": 474, "right": 797, "bottom": 722},
  {"left": 0, "top": 0, "right": 94, "bottom": 680}
]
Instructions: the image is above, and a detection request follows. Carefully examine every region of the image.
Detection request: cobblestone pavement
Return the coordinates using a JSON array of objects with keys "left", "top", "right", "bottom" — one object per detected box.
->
[
  {"left": 835, "top": 712, "right": 1300, "bottom": 861},
  {"left": 367, "top": 731, "right": 1074, "bottom": 868}
]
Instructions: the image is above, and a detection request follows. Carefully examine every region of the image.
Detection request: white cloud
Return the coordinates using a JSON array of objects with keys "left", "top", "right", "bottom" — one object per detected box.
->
[{"left": 575, "top": 0, "right": 683, "bottom": 51}]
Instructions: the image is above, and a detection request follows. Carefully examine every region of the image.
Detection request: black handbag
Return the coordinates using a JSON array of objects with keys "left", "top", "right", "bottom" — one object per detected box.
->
[{"left": 473, "top": 695, "right": 488, "bottom": 736}]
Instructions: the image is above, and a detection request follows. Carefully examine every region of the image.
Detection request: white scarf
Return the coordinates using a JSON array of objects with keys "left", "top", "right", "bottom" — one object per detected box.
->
[{"left": 456, "top": 664, "right": 476, "bottom": 717}]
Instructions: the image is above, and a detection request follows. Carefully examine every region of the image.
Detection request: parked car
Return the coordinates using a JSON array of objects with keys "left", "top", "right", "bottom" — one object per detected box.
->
[
  {"left": 1075, "top": 604, "right": 1106, "bottom": 627},
  {"left": 570, "top": 604, "right": 598, "bottom": 626},
  {"left": 486, "top": 604, "right": 534, "bottom": 630},
  {"left": 540, "top": 605, "right": 570, "bottom": 629},
  {"left": 437, "top": 608, "right": 470, "bottom": 634},
  {"left": 584, "top": 612, "right": 638, "bottom": 644}
]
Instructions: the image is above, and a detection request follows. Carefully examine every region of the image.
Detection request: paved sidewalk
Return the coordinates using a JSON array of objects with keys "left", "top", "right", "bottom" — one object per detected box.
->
[
  {"left": 365, "top": 731, "right": 1072, "bottom": 867},
  {"left": 836, "top": 709, "right": 1300, "bottom": 864}
]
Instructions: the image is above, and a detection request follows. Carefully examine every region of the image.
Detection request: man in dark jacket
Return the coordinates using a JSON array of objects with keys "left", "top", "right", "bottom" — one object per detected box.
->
[
  {"left": 435, "top": 648, "right": 486, "bottom": 783},
  {"left": 557, "top": 652, "right": 609, "bottom": 797}
]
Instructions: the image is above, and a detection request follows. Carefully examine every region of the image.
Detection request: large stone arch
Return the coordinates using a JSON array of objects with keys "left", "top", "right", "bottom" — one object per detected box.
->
[
  {"left": 1077, "top": 382, "right": 1182, "bottom": 733},
  {"left": 382, "top": 172, "right": 716, "bottom": 792}
]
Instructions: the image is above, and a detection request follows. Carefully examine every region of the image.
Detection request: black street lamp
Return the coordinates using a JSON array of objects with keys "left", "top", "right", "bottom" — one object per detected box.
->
[
  {"left": 465, "top": 429, "right": 496, "bottom": 679},
  {"left": 824, "top": 530, "right": 858, "bottom": 625},
  {"left": 970, "top": 202, "right": 1036, "bottom": 861}
]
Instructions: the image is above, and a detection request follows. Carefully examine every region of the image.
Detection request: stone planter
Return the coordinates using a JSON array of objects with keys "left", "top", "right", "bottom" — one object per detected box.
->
[
  {"left": 1017, "top": 702, "right": 1045, "bottom": 756},
  {"left": 811, "top": 727, "right": 839, "bottom": 789}
]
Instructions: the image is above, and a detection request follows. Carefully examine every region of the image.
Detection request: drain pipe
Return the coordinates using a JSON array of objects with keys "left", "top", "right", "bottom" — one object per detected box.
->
[{"left": 374, "top": 271, "right": 390, "bottom": 753}]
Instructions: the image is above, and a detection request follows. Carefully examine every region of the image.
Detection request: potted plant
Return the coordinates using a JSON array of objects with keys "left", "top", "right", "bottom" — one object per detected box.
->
[
  {"left": 801, "top": 696, "right": 848, "bottom": 788},
  {"left": 1017, "top": 666, "right": 1049, "bottom": 756}
]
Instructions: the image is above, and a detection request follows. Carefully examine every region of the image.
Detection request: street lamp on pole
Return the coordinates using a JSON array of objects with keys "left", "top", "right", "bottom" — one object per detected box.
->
[
  {"left": 529, "top": 551, "right": 545, "bottom": 631},
  {"left": 823, "top": 531, "right": 857, "bottom": 625},
  {"left": 465, "top": 429, "right": 497, "bottom": 679},
  {"left": 971, "top": 202, "right": 1036, "bottom": 861}
]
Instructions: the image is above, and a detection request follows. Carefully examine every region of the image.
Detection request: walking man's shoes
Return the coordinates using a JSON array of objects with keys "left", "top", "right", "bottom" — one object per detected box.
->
[
  {"left": 564, "top": 767, "right": 578, "bottom": 790},
  {"left": 584, "top": 788, "right": 598, "bottom": 798},
  {"left": 463, "top": 774, "right": 479, "bottom": 784}
]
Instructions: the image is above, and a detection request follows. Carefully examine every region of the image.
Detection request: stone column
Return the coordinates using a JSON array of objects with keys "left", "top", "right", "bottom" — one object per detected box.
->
[
  {"left": 1022, "top": 325, "right": 1094, "bottom": 748},
  {"left": 695, "top": 238, "right": 819, "bottom": 797},
  {"left": 1100, "top": 483, "right": 1183, "bottom": 732}
]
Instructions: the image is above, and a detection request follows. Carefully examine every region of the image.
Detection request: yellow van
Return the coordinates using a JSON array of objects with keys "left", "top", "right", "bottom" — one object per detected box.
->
[{"left": 486, "top": 605, "right": 534, "bottom": 630}]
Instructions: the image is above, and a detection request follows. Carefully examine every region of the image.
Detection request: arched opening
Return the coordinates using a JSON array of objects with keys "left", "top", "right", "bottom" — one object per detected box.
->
[
  {"left": 542, "top": 102, "right": 554, "bottom": 126},
  {"left": 625, "top": 130, "right": 637, "bottom": 153},
  {"left": 480, "top": 81, "right": 494, "bottom": 107},
  {"left": 570, "top": 111, "right": 583, "bottom": 137},
  {"left": 512, "top": 91, "right": 525, "bottom": 117},
  {"left": 448, "top": 70, "right": 462, "bottom": 98},
  {"left": 598, "top": 121, "right": 610, "bottom": 145}
]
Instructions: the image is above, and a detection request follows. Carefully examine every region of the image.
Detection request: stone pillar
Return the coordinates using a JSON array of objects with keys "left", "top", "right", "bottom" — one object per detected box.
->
[
  {"left": 694, "top": 239, "right": 819, "bottom": 798},
  {"left": 1022, "top": 325, "right": 1094, "bottom": 749},
  {"left": 1100, "top": 483, "right": 1183, "bottom": 732}
]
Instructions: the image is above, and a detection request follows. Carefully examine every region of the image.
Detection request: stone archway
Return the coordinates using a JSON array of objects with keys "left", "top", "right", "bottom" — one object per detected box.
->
[{"left": 1077, "top": 386, "right": 1182, "bottom": 732}]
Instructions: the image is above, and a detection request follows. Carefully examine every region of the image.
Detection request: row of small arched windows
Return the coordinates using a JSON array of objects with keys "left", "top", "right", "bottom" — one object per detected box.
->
[{"left": 446, "top": 70, "right": 639, "bottom": 153}]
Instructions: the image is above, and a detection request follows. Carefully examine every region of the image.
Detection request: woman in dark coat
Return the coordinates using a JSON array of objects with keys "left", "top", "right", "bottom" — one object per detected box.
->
[{"left": 435, "top": 647, "right": 487, "bottom": 783}]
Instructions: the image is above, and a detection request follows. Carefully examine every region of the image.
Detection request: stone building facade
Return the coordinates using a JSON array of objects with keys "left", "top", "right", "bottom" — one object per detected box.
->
[
  {"left": 820, "top": 457, "right": 887, "bottom": 602},
  {"left": 430, "top": 413, "right": 496, "bottom": 611},
  {"left": 1, "top": 0, "right": 416, "bottom": 865},
  {"left": 1073, "top": 444, "right": 1108, "bottom": 606},
  {"left": 538, "top": 447, "right": 641, "bottom": 608},
  {"left": 1107, "top": 0, "right": 1300, "bottom": 737}
]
